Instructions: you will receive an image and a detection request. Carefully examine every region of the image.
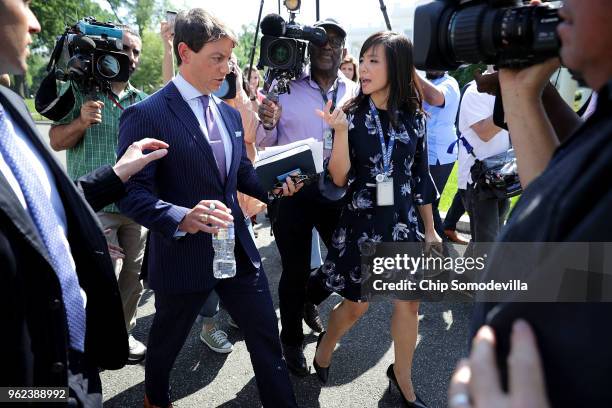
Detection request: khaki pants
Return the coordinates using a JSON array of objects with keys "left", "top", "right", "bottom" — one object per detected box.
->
[{"left": 98, "top": 212, "right": 147, "bottom": 334}]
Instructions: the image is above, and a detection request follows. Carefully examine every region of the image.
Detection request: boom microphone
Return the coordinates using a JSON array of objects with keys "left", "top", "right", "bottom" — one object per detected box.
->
[
  {"left": 260, "top": 13, "right": 285, "bottom": 37},
  {"left": 285, "top": 24, "right": 327, "bottom": 47},
  {"left": 260, "top": 13, "right": 328, "bottom": 47}
]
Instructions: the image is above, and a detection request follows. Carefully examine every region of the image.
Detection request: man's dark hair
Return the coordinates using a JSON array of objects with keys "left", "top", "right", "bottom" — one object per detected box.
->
[{"left": 173, "top": 8, "right": 237, "bottom": 66}]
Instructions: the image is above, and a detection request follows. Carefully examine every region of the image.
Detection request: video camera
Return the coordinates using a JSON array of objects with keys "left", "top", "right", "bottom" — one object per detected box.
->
[
  {"left": 413, "top": 0, "right": 563, "bottom": 70},
  {"left": 258, "top": 5, "right": 327, "bottom": 97},
  {"left": 35, "top": 17, "right": 131, "bottom": 121}
]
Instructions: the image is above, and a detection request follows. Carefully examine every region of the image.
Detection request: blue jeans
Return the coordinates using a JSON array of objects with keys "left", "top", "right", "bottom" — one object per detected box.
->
[{"left": 198, "top": 290, "right": 220, "bottom": 324}]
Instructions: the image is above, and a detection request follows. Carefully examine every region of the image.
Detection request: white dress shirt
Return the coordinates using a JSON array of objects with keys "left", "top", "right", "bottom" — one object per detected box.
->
[
  {"left": 0, "top": 102, "right": 85, "bottom": 305},
  {"left": 172, "top": 73, "right": 233, "bottom": 174}
]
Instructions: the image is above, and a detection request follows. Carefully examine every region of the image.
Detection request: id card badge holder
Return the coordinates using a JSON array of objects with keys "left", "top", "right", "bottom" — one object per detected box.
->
[
  {"left": 323, "top": 128, "right": 334, "bottom": 150},
  {"left": 376, "top": 174, "right": 394, "bottom": 206}
]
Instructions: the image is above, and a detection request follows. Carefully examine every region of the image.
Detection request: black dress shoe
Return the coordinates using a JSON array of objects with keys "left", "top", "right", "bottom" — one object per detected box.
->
[
  {"left": 386, "top": 364, "right": 427, "bottom": 408},
  {"left": 303, "top": 302, "right": 324, "bottom": 333},
  {"left": 282, "top": 342, "right": 310, "bottom": 377},
  {"left": 313, "top": 331, "right": 330, "bottom": 384}
]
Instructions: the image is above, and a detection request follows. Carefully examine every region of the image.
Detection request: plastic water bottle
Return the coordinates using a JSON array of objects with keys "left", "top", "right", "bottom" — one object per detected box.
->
[{"left": 212, "top": 223, "right": 236, "bottom": 279}]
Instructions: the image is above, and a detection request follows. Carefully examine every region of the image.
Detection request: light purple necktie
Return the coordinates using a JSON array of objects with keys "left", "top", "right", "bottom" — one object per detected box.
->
[{"left": 199, "top": 95, "right": 226, "bottom": 184}]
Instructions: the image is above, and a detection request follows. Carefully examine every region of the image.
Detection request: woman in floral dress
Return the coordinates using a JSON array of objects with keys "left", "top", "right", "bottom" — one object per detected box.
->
[{"left": 308, "top": 32, "right": 444, "bottom": 407}]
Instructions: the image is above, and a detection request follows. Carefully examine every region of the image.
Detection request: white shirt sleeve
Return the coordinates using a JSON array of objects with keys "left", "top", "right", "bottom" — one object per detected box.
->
[{"left": 459, "top": 84, "right": 494, "bottom": 133}]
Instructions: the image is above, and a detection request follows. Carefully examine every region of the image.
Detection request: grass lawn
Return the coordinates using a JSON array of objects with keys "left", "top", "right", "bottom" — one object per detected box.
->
[
  {"left": 438, "top": 162, "right": 459, "bottom": 213},
  {"left": 25, "top": 98, "right": 46, "bottom": 121}
]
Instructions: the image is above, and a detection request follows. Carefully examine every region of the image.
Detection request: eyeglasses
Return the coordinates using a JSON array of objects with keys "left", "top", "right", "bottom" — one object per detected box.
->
[{"left": 317, "top": 37, "right": 344, "bottom": 49}]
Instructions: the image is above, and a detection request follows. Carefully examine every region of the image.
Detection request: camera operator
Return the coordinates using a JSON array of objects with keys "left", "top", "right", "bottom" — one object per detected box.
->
[
  {"left": 48, "top": 25, "right": 150, "bottom": 363},
  {"left": 254, "top": 18, "right": 359, "bottom": 375},
  {"left": 455, "top": 0, "right": 612, "bottom": 406},
  {"left": 458, "top": 72, "right": 510, "bottom": 244}
]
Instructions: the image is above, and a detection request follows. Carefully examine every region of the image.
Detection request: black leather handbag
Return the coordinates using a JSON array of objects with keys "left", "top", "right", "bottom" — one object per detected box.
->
[{"left": 460, "top": 136, "right": 523, "bottom": 200}]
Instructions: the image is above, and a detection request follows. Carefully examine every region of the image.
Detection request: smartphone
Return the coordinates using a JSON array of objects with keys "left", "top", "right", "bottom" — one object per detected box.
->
[{"left": 166, "top": 10, "right": 177, "bottom": 34}]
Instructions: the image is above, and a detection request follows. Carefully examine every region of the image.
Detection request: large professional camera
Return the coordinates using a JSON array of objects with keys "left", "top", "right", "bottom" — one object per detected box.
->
[
  {"left": 413, "top": 0, "right": 563, "bottom": 70},
  {"left": 35, "top": 18, "right": 131, "bottom": 120},
  {"left": 258, "top": 10, "right": 327, "bottom": 96}
]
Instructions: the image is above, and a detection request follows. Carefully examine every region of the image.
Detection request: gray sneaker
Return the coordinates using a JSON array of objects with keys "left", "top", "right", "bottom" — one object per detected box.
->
[
  {"left": 199, "top": 325, "right": 233, "bottom": 354},
  {"left": 228, "top": 315, "right": 239, "bottom": 329}
]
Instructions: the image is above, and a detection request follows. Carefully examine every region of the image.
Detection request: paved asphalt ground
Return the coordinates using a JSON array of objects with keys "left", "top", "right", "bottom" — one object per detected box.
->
[
  {"left": 33, "top": 121, "right": 474, "bottom": 407},
  {"left": 100, "top": 218, "right": 473, "bottom": 408}
]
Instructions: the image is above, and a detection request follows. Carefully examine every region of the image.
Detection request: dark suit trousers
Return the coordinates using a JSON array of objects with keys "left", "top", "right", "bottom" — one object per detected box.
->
[
  {"left": 271, "top": 183, "right": 342, "bottom": 346},
  {"left": 145, "top": 267, "right": 297, "bottom": 407}
]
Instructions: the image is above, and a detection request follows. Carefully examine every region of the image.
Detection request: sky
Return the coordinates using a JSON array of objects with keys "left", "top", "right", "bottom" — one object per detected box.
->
[{"left": 175, "top": 0, "right": 417, "bottom": 33}]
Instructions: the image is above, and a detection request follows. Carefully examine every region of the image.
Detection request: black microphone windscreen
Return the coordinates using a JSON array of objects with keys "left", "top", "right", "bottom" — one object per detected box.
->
[
  {"left": 75, "top": 35, "right": 96, "bottom": 51},
  {"left": 260, "top": 13, "right": 285, "bottom": 36}
]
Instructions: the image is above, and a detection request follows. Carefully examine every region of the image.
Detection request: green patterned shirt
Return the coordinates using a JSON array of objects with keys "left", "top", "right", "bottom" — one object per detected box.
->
[{"left": 55, "top": 83, "right": 147, "bottom": 213}]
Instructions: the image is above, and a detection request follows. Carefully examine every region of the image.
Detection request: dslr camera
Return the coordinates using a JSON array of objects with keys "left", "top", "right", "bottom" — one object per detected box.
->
[
  {"left": 35, "top": 18, "right": 131, "bottom": 120},
  {"left": 413, "top": 0, "right": 563, "bottom": 70},
  {"left": 258, "top": 3, "right": 327, "bottom": 96}
]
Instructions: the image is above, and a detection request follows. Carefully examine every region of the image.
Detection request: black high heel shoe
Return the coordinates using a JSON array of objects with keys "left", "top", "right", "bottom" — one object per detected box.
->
[
  {"left": 313, "top": 331, "right": 330, "bottom": 384},
  {"left": 386, "top": 364, "right": 427, "bottom": 408}
]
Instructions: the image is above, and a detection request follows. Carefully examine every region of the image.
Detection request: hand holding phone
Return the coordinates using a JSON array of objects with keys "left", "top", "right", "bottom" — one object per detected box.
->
[{"left": 166, "top": 10, "right": 177, "bottom": 34}]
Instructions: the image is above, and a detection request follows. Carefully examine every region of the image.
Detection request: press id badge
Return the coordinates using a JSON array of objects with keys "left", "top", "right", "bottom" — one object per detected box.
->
[
  {"left": 323, "top": 128, "right": 334, "bottom": 150},
  {"left": 376, "top": 174, "right": 394, "bottom": 206}
]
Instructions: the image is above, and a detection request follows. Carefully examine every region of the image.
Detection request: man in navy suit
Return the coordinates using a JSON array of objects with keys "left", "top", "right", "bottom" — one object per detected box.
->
[{"left": 117, "top": 8, "right": 300, "bottom": 408}]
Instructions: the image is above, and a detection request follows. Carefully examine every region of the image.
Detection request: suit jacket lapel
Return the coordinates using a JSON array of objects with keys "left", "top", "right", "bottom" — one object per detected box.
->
[
  {"left": 164, "top": 82, "right": 224, "bottom": 188},
  {"left": 0, "top": 174, "right": 53, "bottom": 265},
  {"left": 0, "top": 89, "right": 54, "bottom": 265}
]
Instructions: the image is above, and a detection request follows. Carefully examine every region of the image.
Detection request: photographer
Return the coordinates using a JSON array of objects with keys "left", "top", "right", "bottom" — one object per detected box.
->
[
  {"left": 458, "top": 74, "right": 510, "bottom": 244},
  {"left": 254, "top": 18, "right": 359, "bottom": 376},
  {"left": 48, "top": 25, "right": 149, "bottom": 363},
  {"left": 458, "top": 0, "right": 612, "bottom": 406}
]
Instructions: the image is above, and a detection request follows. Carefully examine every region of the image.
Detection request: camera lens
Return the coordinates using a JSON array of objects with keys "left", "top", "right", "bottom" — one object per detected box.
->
[
  {"left": 96, "top": 54, "right": 121, "bottom": 79},
  {"left": 269, "top": 39, "right": 293, "bottom": 66},
  {"left": 448, "top": 4, "right": 489, "bottom": 65}
]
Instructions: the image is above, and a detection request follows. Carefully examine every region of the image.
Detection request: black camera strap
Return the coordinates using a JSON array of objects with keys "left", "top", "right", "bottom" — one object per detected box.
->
[{"left": 317, "top": 79, "right": 339, "bottom": 112}]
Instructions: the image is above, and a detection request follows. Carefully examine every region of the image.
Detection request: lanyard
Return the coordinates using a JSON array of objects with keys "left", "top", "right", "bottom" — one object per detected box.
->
[
  {"left": 369, "top": 98, "right": 395, "bottom": 177},
  {"left": 317, "top": 79, "right": 339, "bottom": 112}
]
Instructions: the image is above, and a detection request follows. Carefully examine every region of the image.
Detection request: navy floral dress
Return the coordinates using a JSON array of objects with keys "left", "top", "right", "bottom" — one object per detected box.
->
[{"left": 309, "top": 102, "right": 437, "bottom": 303}]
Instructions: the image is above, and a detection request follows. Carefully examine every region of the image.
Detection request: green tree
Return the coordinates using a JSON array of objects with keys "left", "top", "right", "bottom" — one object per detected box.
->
[
  {"left": 13, "top": 0, "right": 113, "bottom": 97},
  {"left": 130, "top": 29, "right": 164, "bottom": 93},
  {"left": 449, "top": 64, "right": 487, "bottom": 90},
  {"left": 233, "top": 24, "right": 260, "bottom": 70},
  {"left": 106, "top": 0, "right": 172, "bottom": 36},
  {"left": 31, "top": 0, "right": 114, "bottom": 51}
]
